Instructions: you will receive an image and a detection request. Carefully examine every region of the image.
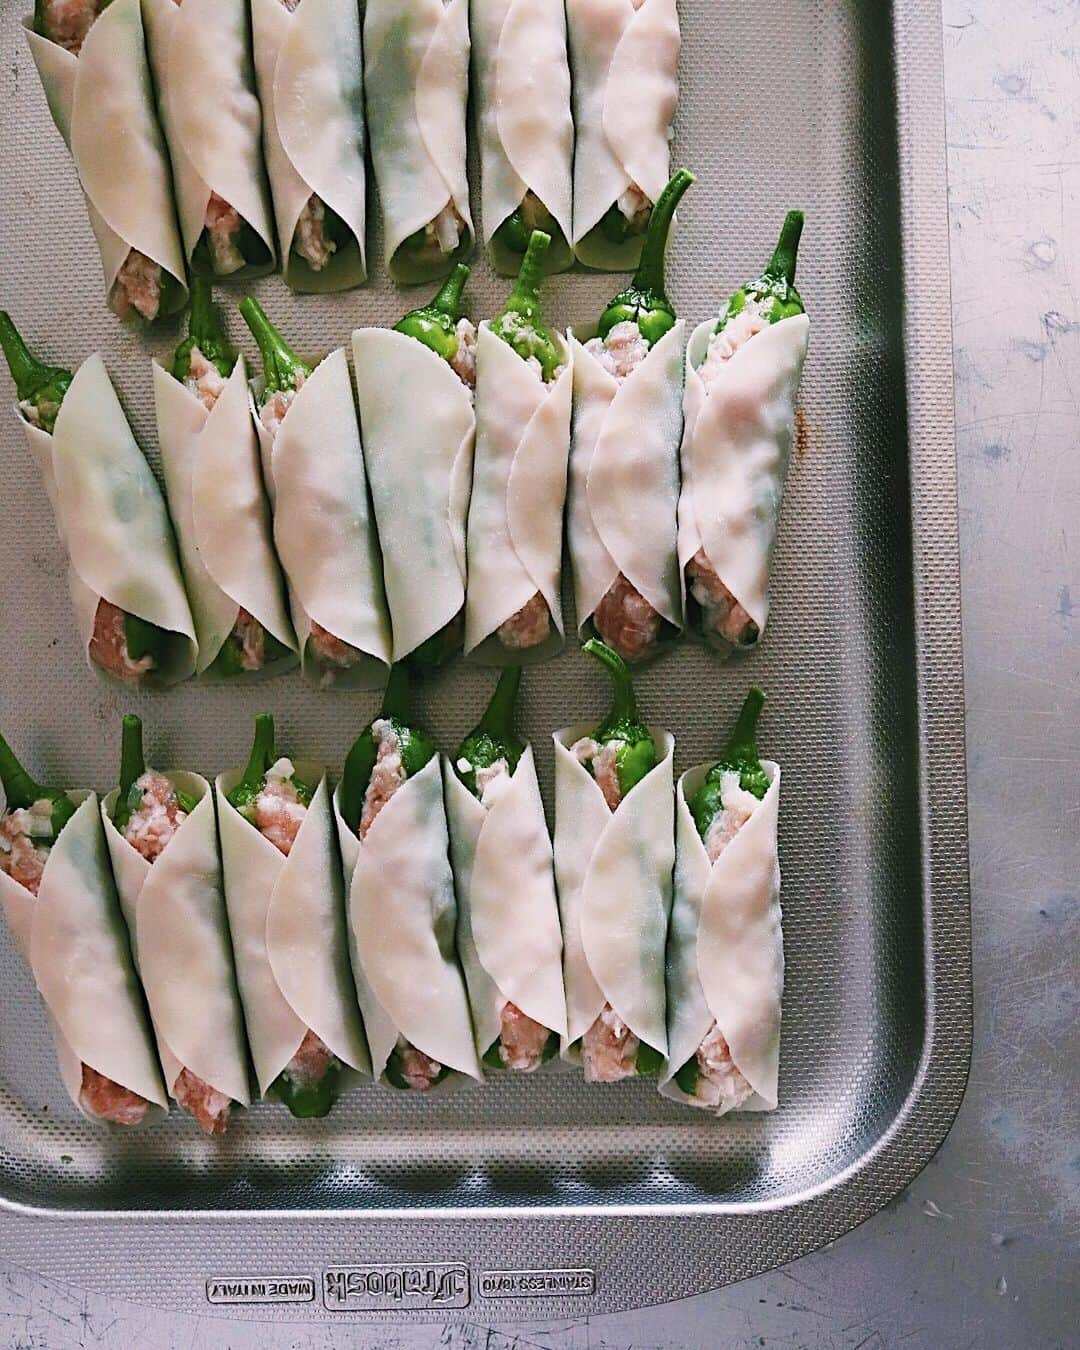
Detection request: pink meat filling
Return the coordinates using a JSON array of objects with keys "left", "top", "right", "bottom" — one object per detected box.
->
[
  {"left": 685, "top": 550, "right": 757, "bottom": 647},
  {"left": 691, "top": 1023, "right": 754, "bottom": 1112},
  {"left": 89, "top": 600, "right": 155, "bottom": 682},
  {"left": 358, "top": 719, "right": 407, "bottom": 842},
  {"left": 592, "top": 572, "right": 662, "bottom": 665},
  {"left": 110, "top": 251, "right": 163, "bottom": 323},
  {"left": 121, "top": 771, "right": 187, "bottom": 863},
  {"left": 451, "top": 318, "right": 478, "bottom": 390},
  {"left": 616, "top": 181, "right": 652, "bottom": 231},
  {"left": 571, "top": 738, "right": 621, "bottom": 812},
  {"left": 583, "top": 320, "right": 651, "bottom": 381},
  {"left": 411, "top": 202, "right": 467, "bottom": 262},
  {"left": 186, "top": 345, "right": 227, "bottom": 412},
  {"left": 174, "top": 1068, "right": 232, "bottom": 1136},
  {"left": 252, "top": 760, "right": 308, "bottom": 856},
  {"left": 226, "top": 609, "right": 272, "bottom": 673},
  {"left": 285, "top": 1028, "right": 338, "bottom": 1087},
  {"left": 259, "top": 373, "right": 304, "bottom": 440},
  {"left": 581, "top": 1005, "right": 639, "bottom": 1084},
  {"left": 79, "top": 1064, "right": 149, "bottom": 1126},
  {"left": 497, "top": 1002, "right": 551, "bottom": 1073},
  {"left": 292, "top": 195, "right": 337, "bottom": 272},
  {"left": 308, "top": 623, "right": 364, "bottom": 672},
  {"left": 39, "top": 0, "right": 103, "bottom": 53},
  {"left": 395, "top": 1041, "right": 444, "bottom": 1092},
  {"left": 0, "top": 800, "right": 53, "bottom": 897},
  {"left": 204, "top": 193, "right": 245, "bottom": 275},
  {"left": 496, "top": 592, "right": 551, "bottom": 651}
]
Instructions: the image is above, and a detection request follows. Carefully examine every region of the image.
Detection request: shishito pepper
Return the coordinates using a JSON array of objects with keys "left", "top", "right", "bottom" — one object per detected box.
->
[
  {"left": 596, "top": 168, "right": 695, "bottom": 347},
  {"left": 492, "top": 191, "right": 561, "bottom": 262},
  {"left": 239, "top": 296, "right": 312, "bottom": 403},
  {"left": 171, "top": 275, "right": 236, "bottom": 385},
  {"left": 453, "top": 665, "right": 525, "bottom": 801},
  {"left": 0, "top": 731, "right": 76, "bottom": 848},
  {"left": 490, "top": 230, "right": 563, "bottom": 383},
  {"left": 579, "top": 638, "right": 658, "bottom": 802},
  {"left": 393, "top": 263, "right": 472, "bottom": 365},
  {"left": 191, "top": 209, "right": 273, "bottom": 280},
  {"left": 111, "top": 714, "right": 196, "bottom": 835},
  {"left": 227, "top": 713, "right": 315, "bottom": 819},
  {"left": 0, "top": 312, "right": 176, "bottom": 676},
  {"left": 714, "top": 210, "right": 805, "bottom": 335},
  {"left": 688, "top": 687, "right": 770, "bottom": 844}
]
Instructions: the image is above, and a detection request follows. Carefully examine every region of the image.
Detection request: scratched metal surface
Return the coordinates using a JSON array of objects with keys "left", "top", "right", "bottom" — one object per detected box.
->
[{"left": 0, "top": 0, "right": 976, "bottom": 1329}]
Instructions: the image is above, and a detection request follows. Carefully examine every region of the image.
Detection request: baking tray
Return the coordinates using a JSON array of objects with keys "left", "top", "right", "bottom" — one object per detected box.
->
[{"left": 0, "top": 0, "right": 970, "bottom": 1323}]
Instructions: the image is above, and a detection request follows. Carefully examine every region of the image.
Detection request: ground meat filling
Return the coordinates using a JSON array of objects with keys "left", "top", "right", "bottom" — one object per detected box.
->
[
  {"left": 496, "top": 1001, "right": 551, "bottom": 1073},
  {"left": 39, "top": 0, "right": 103, "bottom": 53},
  {"left": 358, "top": 720, "right": 407, "bottom": 842},
  {"left": 616, "top": 182, "right": 652, "bottom": 233},
  {"left": 292, "top": 195, "right": 337, "bottom": 272},
  {"left": 284, "top": 1027, "right": 339, "bottom": 1088},
  {"left": 79, "top": 1064, "right": 150, "bottom": 1126},
  {"left": 203, "top": 193, "right": 246, "bottom": 275},
  {"left": 110, "top": 251, "right": 163, "bottom": 323},
  {"left": 685, "top": 550, "right": 758, "bottom": 647},
  {"left": 259, "top": 371, "right": 304, "bottom": 440},
  {"left": 411, "top": 202, "right": 467, "bottom": 262},
  {"left": 89, "top": 600, "right": 156, "bottom": 682},
  {"left": 224, "top": 609, "right": 271, "bottom": 673},
  {"left": 497, "top": 592, "right": 552, "bottom": 651},
  {"left": 307, "top": 622, "right": 364, "bottom": 672},
  {"left": 251, "top": 758, "right": 308, "bottom": 857},
  {"left": 571, "top": 737, "right": 622, "bottom": 813},
  {"left": 18, "top": 394, "right": 63, "bottom": 434},
  {"left": 185, "top": 345, "right": 227, "bottom": 412},
  {"left": 450, "top": 318, "right": 478, "bottom": 390},
  {"left": 120, "top": 770, "right": 187, "bottom": 863},
  {"left": 517, "top": 190, "right": 551, "bottom": 235},
  {"left": 583, "top": 319, "right": 650, "bottom": 382},
  {"left": 0, "top": 800, "right": 54, "bottom": 897},
  {"left": 394, "top": 1039, "right": 444, "bottom": 1092},
  {"left": 174, "top": 1067, "right": 232, "bottom": 1136}
]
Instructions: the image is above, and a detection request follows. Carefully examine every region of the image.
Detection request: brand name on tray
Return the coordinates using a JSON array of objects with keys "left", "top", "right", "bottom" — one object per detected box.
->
[{"left": 323, "top": 1263, "right": 470, "bottom": 1311}]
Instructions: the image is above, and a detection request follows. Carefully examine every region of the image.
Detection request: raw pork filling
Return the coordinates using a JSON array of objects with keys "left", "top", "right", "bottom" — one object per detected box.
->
[{"left": 89, "top": 600, "right": 155, "bottom": 682}]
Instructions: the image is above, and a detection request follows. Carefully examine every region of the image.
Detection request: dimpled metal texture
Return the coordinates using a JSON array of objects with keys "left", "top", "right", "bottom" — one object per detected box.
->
[{"left": 0, "top": 0, "right": 969, "bottom": 1320}]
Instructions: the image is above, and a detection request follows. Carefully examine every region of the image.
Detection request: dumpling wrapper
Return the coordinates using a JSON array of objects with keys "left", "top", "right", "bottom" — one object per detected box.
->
[
  {"left": 252, "top": 349, "right": 391, "bottom": 690},
  {"left": 472, "top": 0, "right": 574, "bottom": 275},
  {"left": 23, "top": 0, "right": 187, "bottom": 315},
  {"left": 152, "top": 358, "right": 296, "bottom": 678},
  {"left": 465, "top": 323, "right": 572, "bottom": 665},
  {"left": 333, "top": 758, "right": 482, "bottom": 1087},
  {"left": 444, "top": 746, "right": 567, "bottom": 1058},
  {"left": 0, "top": 790, "right": 167, "bottom": 1120},
  {"left": 216, "top": 766, "right": 370, "bottom": 1096},
  {"left": 364, "top": 0, "right": 472, "bottom": 283},
  {"left": 102, "top": 773, "right": 251, "bottom": 1107},
  {"left": 143, "top": 0, "right": 276, "bottom": 276},
  {"left": 567, "top": 0, "right": 679, "bottom": 270},
  {"left": 15, "top": 355, "right": 197, "bottom": 685},
  {"left": 568, "top": 322, "right": 685, "bottom": 643},
  {"left": 351, "top": 327, "right": 474, "bottom": 662},
  {"left": 678, "top": 314, "right": 810, "bottom": 646},
  {"left": 661, "top": 762, "right": 783, "bottom": 1113},
  {"left": 251, "top": 0, "right": 367, "bottom": 292},
  {"left": 553, "top": 726, "right": 674, "bottom": 1058}
]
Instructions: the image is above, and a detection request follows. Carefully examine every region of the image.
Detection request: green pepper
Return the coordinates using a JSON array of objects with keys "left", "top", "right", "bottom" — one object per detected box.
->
[
  {"left": 171, "top": 276, "right": 236, "bottom": 383},
  {"left": 397, "top": 219, "right": 471, "bottom": 270},
  {"left": 239, "top": 297, "right": 312, "bottom": 399},
  {"left": 596, "top": 198, "right": 650, "bottom": 246},
  {"left": 110, "top": 714, "right": 196, "bottom": 835},
  {"left": 0, "top": 311, "right": 73, "bottom": 435},
  {"left": 406, "top": 614, "right": 463, "bottom": 671},
  {"left": 393, "top": 263, "right": 471, "bottom": 364},
  {"left": 596, "top": 169, "right": 695, "bottom": 346},
  {"left": 492, "top": 193, "right": 558, "bottom": 258},
  {"left": 207, "top": 625, "right": 292, "bottom": 679},
  {"left": 0, "top": 731, "right": 76, "bottom": 844},
  {"left": 489, "top": 231, "right": 563, "bottom": 382},
  {"left": 454, "top": 666, "right": 525, "bottom": 799},
  {"left": 339, "top": 665, "right": 437, "bottom": 835},
  {"left": 688, "top": 687, "right": 769, "bottom": 843},
  {"left": 269, "top": 1061, "right": 347, "bottom": 1118},
  {"left": 581, "top": 638, "right": 658, "bottom": 799},
  {"left": 714, "top": 210, "right": 805, "bottom": 334},
  {"left": 226, "top": 713, "right": 314, "bottom": 817},
  {"left": 191, "top": 219, "right": 272, "bottom": 279}
]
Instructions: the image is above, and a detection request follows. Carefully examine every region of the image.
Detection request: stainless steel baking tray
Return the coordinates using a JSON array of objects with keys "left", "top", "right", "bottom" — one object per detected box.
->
[{"left": 0, "top": 0, "right": 970, "bottom": 1322}]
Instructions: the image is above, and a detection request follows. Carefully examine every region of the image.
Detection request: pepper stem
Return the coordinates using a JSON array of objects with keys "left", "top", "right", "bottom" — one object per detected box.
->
[
  {"left": 583, "top": 639, "right": 639, "bottom": 728},
  {"left": 240, "top": 713, "right": 276, "bottom": 788},
  {"left": 725, "top": 687, "right": 766, "bottom": 760},
  {"left": 0, "top": 312, "right": 52, "bottom": 401},
  {"left": 630, "top": 169, "right": 695, "bottom": 301},
  {"left": 117, "top": 715, "right": 146, "bottom": 801},
  {"left": 238, "top": 297, "right": 309, "bottom": 393},
  {"left": 479, "top": 666, "right": 521, "bottom": 741},
  {"left": 188, "top": 275, "right": 216, "bottom": 344},
  {"left": 430, "top": 263, "right": 471, "bottom": 321},
  {"left": 0, "top": 732, "right": 42, "bottom": 811},
  {"left": 498, "top": 230, "right": 551, "bottom": 326},
  {"left": 380, "top": 664, "right": 411, "bottom": 722},
  {"left": 765, "top": 210, "right": 804, "bottom": 286}
]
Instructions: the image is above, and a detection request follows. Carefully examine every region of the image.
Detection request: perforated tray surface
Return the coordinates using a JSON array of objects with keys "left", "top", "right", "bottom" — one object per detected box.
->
[{"left": 0, "top": 0, "right": 970, "bottom": 1322}]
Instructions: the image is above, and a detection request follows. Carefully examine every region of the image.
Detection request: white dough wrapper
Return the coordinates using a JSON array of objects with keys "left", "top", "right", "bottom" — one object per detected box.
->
[
  {"left": 678, "top": 314, "right": 810, "bottom": 649},
  {"left": 553, "top": 726, "right": 674, "bottom": 1060},
  {"left": 568, "top": 322, "right": 685, "bottom": 647},
  {"left": 364, "top": 0, "right": 473, "bottom": 284},
  {"left": 351, "top": 327, "right": 473, "bottom": 663},
  {"left": 251, "top": 0, "right": 367, "bottom": 293},
  {"left": 102, "top": 774, "right": 251, "bottom": 1108},
  {"left": 251, "top": 350, "right": 391, "bottom": 690},
  {"left": 566, "top": 0, "right": 680, "bottom": 270},
  {"left": 216, "top": 766, "right": 370, "bottom": 1097},
  {"left": 15, "top": 355, "right": 197, "bottom": 685},
  {"left": 472, "top": 0, "right": 574, "bottom": 275},
  {"left": 444, "top": 747, "right": 567, "bottom": 1061},
  {"left": 23, "top": 0, "right": 187, "bottom": 318},
  {"left": 465, "top": 323, "right": 572, "bottom": 665},
  {"left": 333, "top": 758, "right": 482, "bottom": 1088},
  {"left": 143, "top": 0, "right": 276, "bottom": 279},
  {"left": 0, "top": 790, "right": 167, "bottom": 1121},
  {"left": 152, "top": 358, "right": 296, "bottom": 679},
  {"left": 661, "top": 762, "right": 782, "bottom": 1113}
]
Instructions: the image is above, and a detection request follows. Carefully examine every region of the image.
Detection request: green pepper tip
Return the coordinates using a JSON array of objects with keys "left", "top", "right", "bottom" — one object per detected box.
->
[
  {"left": 239, "top": 296, "right": 310, "bottom": 395},
  {"left": 0, "top": 312, "right": 73, "bottom": 431}
]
